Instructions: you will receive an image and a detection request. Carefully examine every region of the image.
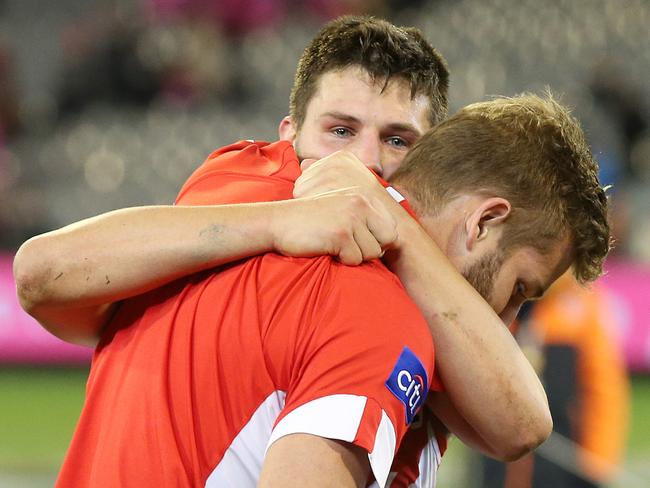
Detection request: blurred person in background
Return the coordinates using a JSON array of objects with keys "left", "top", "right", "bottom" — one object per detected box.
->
[
  {"left": 480, "top": 272, "right": 630, "bottom": 488},
  {"left": 589, "top": 59, "right": 649, "bottom": 185},
  {"left": 0, "top": 39, "right": 26, "bottom": 249},
  {"left": 0, "top": 42, "right": 21, "bottom": 143},
  {"left": 15, "top": 15, "right": 611, "bottom": 487},
  {"left": 588, "top": 58, "right": 650, "bottom": 264},
  {"left": 55, "top": 0, "right": 394, "bottom": 114}
]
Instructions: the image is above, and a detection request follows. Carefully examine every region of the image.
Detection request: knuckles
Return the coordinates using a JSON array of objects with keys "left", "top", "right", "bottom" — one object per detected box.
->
[{"left": 345, "top": 192, "right": 371, "bottom": 209}]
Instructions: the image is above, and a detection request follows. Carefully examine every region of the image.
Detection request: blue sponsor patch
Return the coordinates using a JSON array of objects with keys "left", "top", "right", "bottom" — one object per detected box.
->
[{"left": 385, "top": 346, "right": 429, "bottom": 425}]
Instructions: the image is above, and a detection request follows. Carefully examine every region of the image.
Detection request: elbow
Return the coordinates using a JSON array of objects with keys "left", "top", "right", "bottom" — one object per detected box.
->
[
  {"left": 492, "top": 411, "right": 553, "bottom": 462},
  {"left": 13, "top": 237, "right": 53, "bottom": 314}
]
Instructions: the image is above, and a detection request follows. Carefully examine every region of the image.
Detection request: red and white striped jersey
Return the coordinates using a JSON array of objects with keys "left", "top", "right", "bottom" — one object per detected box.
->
[{"left": 56, "top": 141, "right": 444, "bottom": 487}]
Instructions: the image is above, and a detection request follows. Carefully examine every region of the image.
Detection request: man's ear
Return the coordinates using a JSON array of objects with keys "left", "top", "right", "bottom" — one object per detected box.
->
[
  {"left": 278, "top": 116, "right": 297, "bottom": 142},
  {"left": 465, "top": 197, "right": 512, "bottom": 251}
]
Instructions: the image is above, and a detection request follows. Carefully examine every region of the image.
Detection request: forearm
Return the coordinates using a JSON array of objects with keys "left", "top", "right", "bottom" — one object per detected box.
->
[
  {"left": 388, "top": 218, "right": 551, "bottom": 459},
  {"left": 260, "top": 434, "right": 369, "bottom": 488},
  {"left": 292, "top": 153, "right": 551, "bottom": 457},
  {"left": 14, "top": 203, "right": 278, "bottom": 341},
  {"left": 14, "top": 189, "right": 394, "bottom": 345},
  {"left": 15, "top": 204, "right": 280, "bottom": 306}
]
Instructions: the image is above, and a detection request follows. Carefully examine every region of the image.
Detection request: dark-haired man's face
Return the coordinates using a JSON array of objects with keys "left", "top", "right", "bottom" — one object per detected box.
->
[{"left": 279, "top": 66, "right": 431, "bottom": 179}]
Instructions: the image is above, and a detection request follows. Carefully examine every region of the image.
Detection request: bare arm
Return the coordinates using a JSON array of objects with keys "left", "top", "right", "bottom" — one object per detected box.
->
[
  {"left": 294, "top": 152, "right": 551, "bottom": 460},
  {"left": 15, "top": 149, "right": 549, "bottom": 459},
  {"left": 427, "top": 391, "right": 529, "bottom": 462},
  {"left": 14, "top": 191, "right": 396, "bottom": 346},
  {"left": 259, "top": 434, "right": 369, "bottom": 488},
  {"left": 385, "top": 216, "right": 551, "bottom": 460}
]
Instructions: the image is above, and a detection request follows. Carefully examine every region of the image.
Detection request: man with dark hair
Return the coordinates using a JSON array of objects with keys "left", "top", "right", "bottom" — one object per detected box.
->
[
  {"left": 14, "top": 16, "right": 610, "bottom": 487},
  {"left": 289, "top": 16, "right": 449, "bottom": 128},
  {"left": 15, "top": 15, "right": 451, "bottom": 337},
  {"left": 285, "top": 15, "right": 448, "bottom": 180}
]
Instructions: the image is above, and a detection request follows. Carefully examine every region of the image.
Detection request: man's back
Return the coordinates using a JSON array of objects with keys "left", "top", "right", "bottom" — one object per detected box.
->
[{"left": 57, "top": 250, "right": 436, "bottom": 487}]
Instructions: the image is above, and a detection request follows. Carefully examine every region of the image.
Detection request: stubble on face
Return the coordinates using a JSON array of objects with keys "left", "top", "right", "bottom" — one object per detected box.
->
[{"left": 462, "top": 250, "right": 503, "bottom": 303}]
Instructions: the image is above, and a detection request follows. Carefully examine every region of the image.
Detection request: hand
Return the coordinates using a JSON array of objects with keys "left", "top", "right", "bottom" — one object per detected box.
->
[
  {"left": 270, "top": 188, "right": 398, "bottom": 265},
  {"left": 294, "top": 151, "right": 384, "bottom": 200}
]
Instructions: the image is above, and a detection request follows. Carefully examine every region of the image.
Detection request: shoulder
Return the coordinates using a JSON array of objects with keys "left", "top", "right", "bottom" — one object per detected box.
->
[
  {"left": 176, "top": 140, "right": 300, "bottom": 205},
  {"left": 255, "top": 254, "right": 432, "bottom": 349},
  {"left": 306, "top": 258, "right": 435, "bottom": 370},
  {"left": 325, "top": 260, "right": 427, "bottom": 329},
  {"left": 260, "top": 256, "right": 420, "bottom": 321},
  {"left": 182, "top": 140, "right": 298, "bottom": 186}
]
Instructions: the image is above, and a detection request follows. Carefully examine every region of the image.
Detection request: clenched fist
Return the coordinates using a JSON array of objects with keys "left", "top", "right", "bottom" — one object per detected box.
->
[
  {"left": 270, "top": 187, "right": 398, "bottom": 265},
  {"left": 294, "top": 151, "right": 382, "bottom": 199}
]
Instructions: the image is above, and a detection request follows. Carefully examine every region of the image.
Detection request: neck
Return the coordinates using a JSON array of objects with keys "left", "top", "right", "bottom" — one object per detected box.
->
[{"left": 391, "top": 184, "right": 453, "bottom": 253}]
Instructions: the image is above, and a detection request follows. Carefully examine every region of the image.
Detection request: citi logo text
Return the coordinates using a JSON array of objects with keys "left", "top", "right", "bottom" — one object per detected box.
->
[
  {"left": 385, "top": 346, "right": 429, "bottom": 424},
  {"left": 397, "top": 370, "right": 425, "bottom": 415}
]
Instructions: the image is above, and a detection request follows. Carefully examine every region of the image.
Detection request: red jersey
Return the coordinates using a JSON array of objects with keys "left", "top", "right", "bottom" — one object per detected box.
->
[{"left": 57, "top": 141, "right": 443, "bottom": 487}]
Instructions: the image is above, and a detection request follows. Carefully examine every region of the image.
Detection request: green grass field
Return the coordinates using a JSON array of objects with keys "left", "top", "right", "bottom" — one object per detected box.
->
[
  {"left": 436, "top": 374, "right": 650, "bottom": 487},
  {"left": 628, "top": 375, "right": 650, "bottom": 453},
  {"left": 0, "top": 367, "right": 88, "bottom": 476},
  {"left": 1, "top": 367, "right": 648, "bottom": 486}
]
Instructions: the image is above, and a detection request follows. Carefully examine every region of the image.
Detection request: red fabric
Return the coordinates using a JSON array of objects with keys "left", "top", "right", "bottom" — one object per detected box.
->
[
  {"left": 388, "top": 407, "right": 449, "bottom": 487},
  {"left": 57, "top": 140, "right": 440, "bottom": 487}
]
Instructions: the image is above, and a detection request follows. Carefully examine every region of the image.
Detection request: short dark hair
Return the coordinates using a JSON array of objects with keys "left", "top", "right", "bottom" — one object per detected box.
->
[
  {"left": 290, "top": 15, "right": 449, "bottom": 128},
  {"left": 391, "top": 92, "right": 611, "bottom": 283}
]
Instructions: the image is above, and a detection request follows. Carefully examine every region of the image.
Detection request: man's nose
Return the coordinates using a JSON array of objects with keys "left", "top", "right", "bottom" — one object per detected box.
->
[
  {"left": 351, "top": 138, "right": 383, "bottom": 176},
  {"left": 500, "top": 304, "right": 523, "bottom": 328}
]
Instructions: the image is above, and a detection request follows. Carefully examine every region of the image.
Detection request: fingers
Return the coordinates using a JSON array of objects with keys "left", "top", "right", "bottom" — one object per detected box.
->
[
  {"left": 336, "top": 229, "right": 383, "bottom": 265},
  {"left": 294, "top": 171, "right": 333, "bottom": 199},
  {"left": 294, "top": 157, "right": 345, "bottom": 198},
  {"left": 364, "top": 203, "right": 399, "bottom": 250},
  {"left": 300, "top": 158, "right": 318, "bottom": 171},
  {"left": 337, "top": 223, "right": 393, "bottom": 266},
  {"left": 336, "top": 239, "right": 363, "bottom": 266},
  {"left": 295, "top": 151, "right": 378, "bottom": 199},
  {"left": 354, "top": 225, "right": 384, "bottom": 261},
  {"left": 336, "top": 197, "right": 397, "bottom": 266},
  {"left": 285, "top": 184, "right": 400, "bottom": 266}
]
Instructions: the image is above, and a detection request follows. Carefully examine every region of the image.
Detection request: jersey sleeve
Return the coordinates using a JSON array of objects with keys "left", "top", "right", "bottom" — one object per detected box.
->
[
  {"left": 370, "top": 406, "right": 448, "bottom": 488},
  {"left": 377, "top": 180, "right": 445, "bottom": 394},
  {"left": 266, "top": 261, "right": 437, "bottom": 487},
  {"left": 175, "top": 140, "right": 301, "bottom": 206}
]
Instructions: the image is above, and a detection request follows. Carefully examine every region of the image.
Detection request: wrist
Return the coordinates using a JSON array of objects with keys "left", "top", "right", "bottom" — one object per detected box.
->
[
  {"left": 393, "top": 212, "right": 429, "bottom": 253},
  {"left": 382, "top": 219, "right": 421, "bottom": 271},
  {"left": 264, "top": 201, "right": 289, "bottom": 255}
]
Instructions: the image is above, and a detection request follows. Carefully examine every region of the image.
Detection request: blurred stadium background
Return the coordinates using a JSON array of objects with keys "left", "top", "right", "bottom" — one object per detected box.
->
[{"left": 0, "top": 0, "right": 648, "bottom": 486}]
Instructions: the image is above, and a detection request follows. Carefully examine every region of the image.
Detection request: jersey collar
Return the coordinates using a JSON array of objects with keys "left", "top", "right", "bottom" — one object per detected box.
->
[{"left": 374, "top": 174, "right": 418, "bottom": 220}]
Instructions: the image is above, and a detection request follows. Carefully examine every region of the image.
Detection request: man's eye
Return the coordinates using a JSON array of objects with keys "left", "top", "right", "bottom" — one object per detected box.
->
[
  {"left": 516, "top": 282, "right": 527, "bottom": 299},
  {"left": 386, "top": 136, "right": 408, "bottom": 148},
  {"left": 332, "top": 127, "right": 352, "bottom": 137}
]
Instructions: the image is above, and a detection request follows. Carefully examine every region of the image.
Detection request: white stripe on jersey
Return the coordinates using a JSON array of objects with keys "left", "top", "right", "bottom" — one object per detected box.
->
[
  {"left": 206, "top": 390, "right": 286, "bottom": 486},
  {"left": 267, "top": 394, "right": 396, "bottom": 488},
  {"left": 369, "top": 410, "right": 397, "bottom": 488},
  {"left": 367, "top": 421, "right": 441, "bottom": 488},
  {"left": 207, "top": 392, "right": 397, "bottom": 487},
  {"left": 385, "top": 186, "right": 406, "bottom": 203},
  {"left": 412, "top": 422, "right": 439, "bottom": 488}
]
